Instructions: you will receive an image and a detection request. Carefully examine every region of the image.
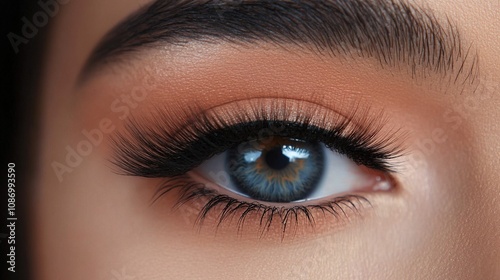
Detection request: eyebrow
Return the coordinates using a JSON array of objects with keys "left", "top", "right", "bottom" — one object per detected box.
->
[{"left": 79, "top": 0, "right": 479, "bottom": 86}]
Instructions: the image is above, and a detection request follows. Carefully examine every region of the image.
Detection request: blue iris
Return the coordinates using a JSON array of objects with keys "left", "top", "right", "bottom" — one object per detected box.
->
[{"left": 226, "top": 137, "right": 325, "bottom": 202}]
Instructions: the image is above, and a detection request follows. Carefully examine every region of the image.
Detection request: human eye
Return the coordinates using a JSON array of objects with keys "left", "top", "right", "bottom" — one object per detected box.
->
[
  {"left": 198, "top": 137, "right": 389, "bottom": 203},
  {"left": 111, "top": 98, "right": 404, "bottom": 237}
]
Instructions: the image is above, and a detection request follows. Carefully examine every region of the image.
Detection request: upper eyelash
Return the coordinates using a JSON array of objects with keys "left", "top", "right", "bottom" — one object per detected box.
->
[{"left": 110, "top": 99, "right": 406, "bottom": 178}]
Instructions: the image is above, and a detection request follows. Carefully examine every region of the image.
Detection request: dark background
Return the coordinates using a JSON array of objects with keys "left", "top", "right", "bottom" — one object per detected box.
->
[{"left": 2, "top": 0, "right": 47, "bottom": 279}]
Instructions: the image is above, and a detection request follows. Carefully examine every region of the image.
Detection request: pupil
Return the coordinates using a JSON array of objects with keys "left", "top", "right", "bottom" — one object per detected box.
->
[
  {"left": 227, "top": 137, "right": 325, "bottom": 202},
  {"left": 264, "top": 147, "right": 290, "bottom": 170}
]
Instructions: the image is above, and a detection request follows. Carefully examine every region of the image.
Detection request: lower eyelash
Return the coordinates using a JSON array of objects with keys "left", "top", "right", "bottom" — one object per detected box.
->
[{"left": 153, "top": 175, "right": 371, "bottom": 239}]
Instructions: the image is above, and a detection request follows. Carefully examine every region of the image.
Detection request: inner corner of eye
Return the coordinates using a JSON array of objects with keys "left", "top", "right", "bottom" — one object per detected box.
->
[{"left": 188, "top": 136, "right": 394, "bottom": 204}]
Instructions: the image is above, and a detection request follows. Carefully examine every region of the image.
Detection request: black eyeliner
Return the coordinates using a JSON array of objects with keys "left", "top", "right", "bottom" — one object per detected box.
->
[{"left": 111, "top": 105, "right": 404, "bottom": 178}]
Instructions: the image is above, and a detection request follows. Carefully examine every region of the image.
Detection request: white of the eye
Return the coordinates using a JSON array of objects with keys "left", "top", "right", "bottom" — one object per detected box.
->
[
  {"left": 196, "top": 144, "right": 378, "bottom": 201},
  {"left": 303, "top": 145, "right": 375, "bottom": 201},
  {"left": 198, "top": 152, "right": 242, "bottom": 194}
]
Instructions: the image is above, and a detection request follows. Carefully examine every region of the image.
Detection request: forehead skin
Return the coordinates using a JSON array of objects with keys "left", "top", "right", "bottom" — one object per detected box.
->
[{"left": 34, "top": 0, "right": 499, "bottom": 279}]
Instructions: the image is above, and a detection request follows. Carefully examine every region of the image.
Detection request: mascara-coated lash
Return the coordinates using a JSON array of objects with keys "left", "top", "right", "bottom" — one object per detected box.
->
[
  {"left": 111, "top": 102, "right": 404, "bottom": 178},
  {"left": 154, "top": 175, "right": 372, "bottom": 238}
]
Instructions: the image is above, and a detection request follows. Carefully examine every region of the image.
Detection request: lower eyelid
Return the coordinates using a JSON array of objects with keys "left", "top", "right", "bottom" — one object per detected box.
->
[
  {"left": 189, "top": 168, "right": 394, "bottom": 206},
  {"left": 152, "top": 174, "right": 374, "bottom": 239}
]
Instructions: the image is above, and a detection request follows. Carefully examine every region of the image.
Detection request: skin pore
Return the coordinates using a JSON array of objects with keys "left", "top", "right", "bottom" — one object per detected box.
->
[{"left": 34, "top": 0, "right": 499, "bottom": 279}]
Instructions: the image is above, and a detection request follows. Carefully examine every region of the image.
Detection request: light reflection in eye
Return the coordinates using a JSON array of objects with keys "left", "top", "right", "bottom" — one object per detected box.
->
[
  {"left": 196, "top": 136, "right": 391, "bottom": 203},
  {"left": 280, "top": 146, "right": 311, "bottom": 162},
  {"left": 243, "top": 151, "right": 261, "bottom": 162}
]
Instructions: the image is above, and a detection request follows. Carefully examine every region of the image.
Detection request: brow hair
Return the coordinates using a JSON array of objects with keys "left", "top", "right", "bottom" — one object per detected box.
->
[{"left": 80, "top": 0, "right": 479, "bottom": 85}]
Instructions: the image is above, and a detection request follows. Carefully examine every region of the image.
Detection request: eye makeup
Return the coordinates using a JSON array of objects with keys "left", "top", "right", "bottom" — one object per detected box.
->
[
  {"left": 112, "top": 98, "right": 404, "bottom": 172},
  {"left": 109, "top": 98, "right": 405, "bottom": 236}
]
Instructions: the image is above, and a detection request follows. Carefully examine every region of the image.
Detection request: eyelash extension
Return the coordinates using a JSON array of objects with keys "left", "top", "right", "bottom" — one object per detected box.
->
[
  {"left": 154, "top": 175, "right": 371, "bottom": 239},
  {"left": 111, "top": 99, "right": 405, "bottom": 178},
  {"left": 110, "top": 99, "right": 404, "bottom": 235}
]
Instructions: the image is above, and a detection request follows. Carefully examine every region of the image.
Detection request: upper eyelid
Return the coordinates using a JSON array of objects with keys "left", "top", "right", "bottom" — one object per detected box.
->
[
  {"left": 123, "top": 97, "right": 366, "bottom": 140},
  {"left": 111, "top": 97, "right": 368, "bottom": 150},
  {"left": 79, "top": 0, "right": 479, "bottom": 88},
  {"left": 109, "top": 97, "right": 405, "bottom": 177}
]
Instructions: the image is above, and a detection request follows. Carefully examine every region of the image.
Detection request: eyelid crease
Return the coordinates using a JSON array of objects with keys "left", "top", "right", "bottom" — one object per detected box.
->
[{"left": 110, "top": 97, "right": 407, "bottom": 177}]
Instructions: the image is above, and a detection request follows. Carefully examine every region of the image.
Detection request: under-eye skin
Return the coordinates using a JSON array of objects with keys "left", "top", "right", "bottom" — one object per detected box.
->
[{"left": 110, "top": 99, "right": 405, "bottom": 235}]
